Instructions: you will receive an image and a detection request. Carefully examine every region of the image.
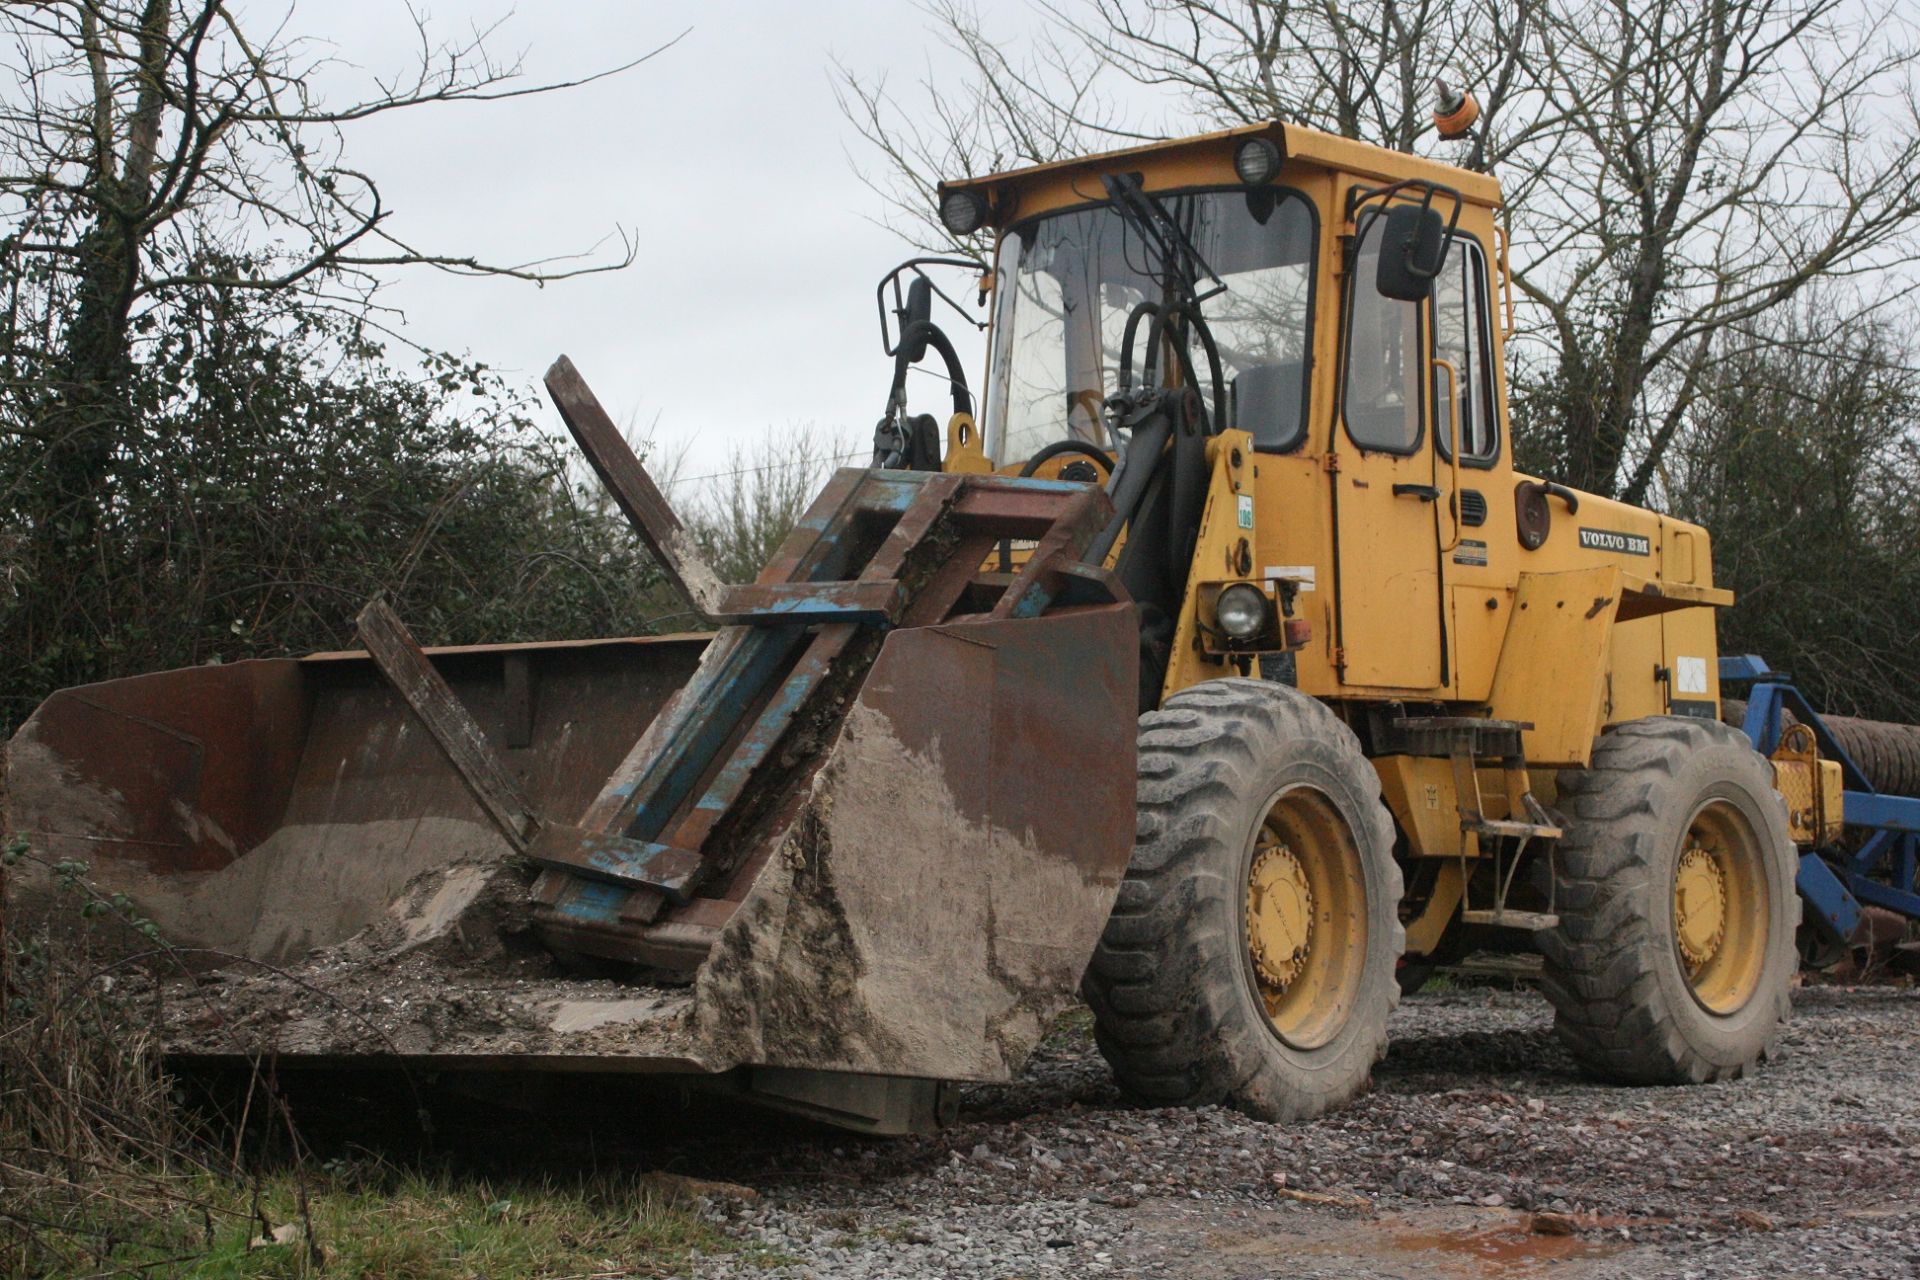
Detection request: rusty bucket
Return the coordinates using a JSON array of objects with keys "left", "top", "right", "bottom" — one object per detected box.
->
[{"left": 4, "top": 375, "right": 1139, "bottom": 1132}]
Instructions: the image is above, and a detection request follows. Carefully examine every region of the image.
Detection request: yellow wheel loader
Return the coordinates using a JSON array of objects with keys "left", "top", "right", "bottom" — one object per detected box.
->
[{"left": 2, "top": 116, "right": 1841, "bottom": 1132}]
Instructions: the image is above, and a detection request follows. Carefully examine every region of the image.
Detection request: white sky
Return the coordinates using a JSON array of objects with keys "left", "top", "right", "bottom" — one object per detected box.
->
[
  {"left": 311, "top": 1, "right": 1014, "bottom": 490},
  {"left": 258, "top": 1, "right": 1920, "bottom": 502}
]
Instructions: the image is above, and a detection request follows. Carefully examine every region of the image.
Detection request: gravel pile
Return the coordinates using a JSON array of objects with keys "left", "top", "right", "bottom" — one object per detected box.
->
[{"left": 661, "top": 983, "right": 1920, "bottom": 1279}]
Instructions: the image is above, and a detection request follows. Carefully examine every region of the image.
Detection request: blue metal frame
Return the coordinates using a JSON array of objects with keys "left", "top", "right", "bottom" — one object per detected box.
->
[
  {"left": 1722, "top": 655, "right": 1920, "bottom": 941},
  {"left": 535, "top": 469, "right": 1116, "bottom": 930}
]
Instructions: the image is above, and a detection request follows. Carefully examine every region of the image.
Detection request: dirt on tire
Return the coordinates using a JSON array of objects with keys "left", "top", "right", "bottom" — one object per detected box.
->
[
  {"left": 1082, "top": 677, "right": 1404, "bottom": 1122},
  {"left": 1540, "top": 715, "right": 1799, "bottom": 1083}
]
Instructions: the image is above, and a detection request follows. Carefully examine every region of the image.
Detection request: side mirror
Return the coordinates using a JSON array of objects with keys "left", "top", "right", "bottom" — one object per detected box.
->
[
  {"left": 899, "top": 276, "right": 933, "bottom": 362},
  {"left": 1375, "top": 204, "right": 1448, "bottom": 302}
]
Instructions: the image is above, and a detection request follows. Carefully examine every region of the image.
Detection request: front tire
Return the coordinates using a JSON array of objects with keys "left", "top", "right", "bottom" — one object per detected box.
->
[
  {"left": 1540, "top": 716, "right": 1798, "bottom": 1083},
  {"left": 1082, "top": 679, "right": 1404, "bottom": 1121}
]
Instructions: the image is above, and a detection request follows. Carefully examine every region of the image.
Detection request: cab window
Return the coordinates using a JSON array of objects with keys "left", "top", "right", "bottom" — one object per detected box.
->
[
  {"left": 1432, "top": 237, "right": 1499, "bottom": 465},
  {"left": 986, "top": 188, "right": 1317, "bottom": 466},
  {"left": 1342, "top": 214, "right": 1423, "bottom": 454}
]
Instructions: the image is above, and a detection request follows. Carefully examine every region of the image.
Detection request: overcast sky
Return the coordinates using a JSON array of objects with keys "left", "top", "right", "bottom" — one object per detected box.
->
[{"left": 311, "top": 1, "right": 1020, "bottom": 491}]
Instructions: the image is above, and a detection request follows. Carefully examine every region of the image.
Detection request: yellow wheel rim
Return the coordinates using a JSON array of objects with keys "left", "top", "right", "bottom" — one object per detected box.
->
[
  {"left": 1674, "top": 799, "right": 1769, "bottom": 1015},
  {"left": 1244, "top": 785, "right": 1368, "bottom": 1049}
]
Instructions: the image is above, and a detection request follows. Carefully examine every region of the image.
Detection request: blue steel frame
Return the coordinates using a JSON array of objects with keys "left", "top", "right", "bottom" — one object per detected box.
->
[
  {"left": 1721, "top": 654, "right": 1920, "bottom": 942},
  {"left": 530, "top": 468, "right": 1117, "bottom": 938}
]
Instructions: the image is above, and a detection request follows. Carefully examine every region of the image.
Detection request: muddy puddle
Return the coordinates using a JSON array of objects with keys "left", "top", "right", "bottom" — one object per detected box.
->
[{"left": 1177, "top": 1204, "right": 1638, "bottom": 1278}]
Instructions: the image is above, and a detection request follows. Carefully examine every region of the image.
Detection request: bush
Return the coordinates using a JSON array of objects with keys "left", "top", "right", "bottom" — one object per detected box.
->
[{"left": 0, "top": 296, "right": 682, "bottom": 735}]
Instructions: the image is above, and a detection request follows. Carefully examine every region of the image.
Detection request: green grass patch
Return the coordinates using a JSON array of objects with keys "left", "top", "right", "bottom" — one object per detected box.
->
[
  {"left": 1039, "top": 1004, "right": 1096, "bottom": 1052},
  {"left": 21, "top": 1167, "right": 739, "bottom": 1280}
]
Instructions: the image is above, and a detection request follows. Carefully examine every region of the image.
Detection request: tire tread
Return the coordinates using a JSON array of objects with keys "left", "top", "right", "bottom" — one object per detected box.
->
[
  {"left": 1541, "top": 715, "right": 1798, "bottom": 1084},
  {"left": 1083, "top": 679, "right": 1405, "bottom": 1121}
]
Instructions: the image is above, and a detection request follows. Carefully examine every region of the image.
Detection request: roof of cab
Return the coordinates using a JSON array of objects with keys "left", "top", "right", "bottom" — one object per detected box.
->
[{"left": 938, "top": 120, "right": 1504, "bottom": 215}]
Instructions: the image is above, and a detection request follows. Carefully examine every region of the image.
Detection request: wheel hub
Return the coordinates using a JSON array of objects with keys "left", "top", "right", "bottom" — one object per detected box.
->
[
  {"left": 1674, "top": 844, "right": 1727, "bottom": 969},
  {"left": 1247, "top": 843, "right": 1315, "bottom": 989}
]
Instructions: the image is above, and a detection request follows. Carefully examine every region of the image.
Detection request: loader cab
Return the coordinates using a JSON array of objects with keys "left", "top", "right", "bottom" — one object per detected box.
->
[{"left": 944, "top": 123, "right": 1523, "bottom": 707}]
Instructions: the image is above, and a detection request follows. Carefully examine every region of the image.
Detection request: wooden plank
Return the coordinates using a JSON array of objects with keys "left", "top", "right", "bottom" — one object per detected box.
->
[
  {"left": 545, "top": 356, "right": 727, "bottom": 616},
  {"left": 756, "top": 469, "right": 868, "bottom": 584},
  {"left": 356, "top": 599, "right": 537, "bottom": 853},
  {"left": 575, "top": 628, "right": 750, "bottom": 831},
  {"left": 558, "top": 628, "right": 757, "bottom": 927},
  {"left": 951, "top": 484, "right": 1087, "bottom": 537},
  {"left": 862, "top": 472, "right": 965, "bottom": 580},
  {"left": 555, "top": 626, "right": 799, "bottom": 928},
  {"left": 612, "top": 627, "right": 803, "bottom": 839},
  {"left": 664, "top": 626, "right": 856, "bottom": 857},
  {"left": 898, "top": 533, "right": 1003, "bottom": 627}
]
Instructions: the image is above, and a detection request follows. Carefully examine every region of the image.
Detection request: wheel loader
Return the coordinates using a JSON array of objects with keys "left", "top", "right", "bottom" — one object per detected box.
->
[{"left": 6, "top": 111, "right": 1905, "bottom": 1133}]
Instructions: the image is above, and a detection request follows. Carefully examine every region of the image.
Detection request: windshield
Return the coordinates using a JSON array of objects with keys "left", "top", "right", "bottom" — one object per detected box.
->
[{"left": 985, "top": 188, "right": 1316, "bottom": 466}]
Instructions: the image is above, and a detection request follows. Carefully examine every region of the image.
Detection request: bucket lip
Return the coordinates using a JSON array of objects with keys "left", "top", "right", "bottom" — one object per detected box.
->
[{"left": 301, "top": 632, "right": 713, "bottom": 664}]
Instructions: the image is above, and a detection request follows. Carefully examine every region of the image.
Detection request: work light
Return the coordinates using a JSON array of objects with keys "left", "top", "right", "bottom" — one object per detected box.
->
[
  {"left": 939, "top": 188, "right": 990, "bottom": 236},
  {"left": 1233, "top": 137, "right": 1282, "bottom": 186}
]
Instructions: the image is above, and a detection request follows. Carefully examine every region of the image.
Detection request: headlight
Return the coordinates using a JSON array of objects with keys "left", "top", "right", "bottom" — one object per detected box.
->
[
  {"left": 1233, "top": 137, "right": 1282, "bottom": 186},
  {"left": 1215, "top": 583, "right": 1271, "bottom": 640},
  {"left": 939, "top": 188, "right": 989, "bottom": 236}
]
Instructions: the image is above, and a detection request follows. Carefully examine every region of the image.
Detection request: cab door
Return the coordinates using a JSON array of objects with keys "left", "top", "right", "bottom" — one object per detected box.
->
[
  {"left": 1332, "top": 207, "right": 1446, "bottom": 690},
  {"left": 1429, "top": 234, "right": 1510, "bottom": 700}
]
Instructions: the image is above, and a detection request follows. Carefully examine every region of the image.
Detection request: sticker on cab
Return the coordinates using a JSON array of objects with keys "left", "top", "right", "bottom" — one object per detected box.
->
[
  {"left": 1453, "top": 539, "right": 1488, "bottom": 566},
  {"left": 1264, "top": 565, "right": 1316, "bottom": 592},
  {"left": 1577, "top": 527, "right": 1651, "bottom": 556}
]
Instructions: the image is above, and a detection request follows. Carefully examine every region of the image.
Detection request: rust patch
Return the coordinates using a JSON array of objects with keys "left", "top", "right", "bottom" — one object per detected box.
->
[{"left": 4, "top": 576, "right": 1135, "bottom": 1087}]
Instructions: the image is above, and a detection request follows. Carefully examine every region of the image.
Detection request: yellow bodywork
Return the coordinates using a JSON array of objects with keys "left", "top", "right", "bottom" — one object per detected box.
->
[
  {"left": 1770, "top": 724, "right": 1846, "bottom": 846},
  {"left": 942, "top": 120, "right": 1738, "bottom": 879}
]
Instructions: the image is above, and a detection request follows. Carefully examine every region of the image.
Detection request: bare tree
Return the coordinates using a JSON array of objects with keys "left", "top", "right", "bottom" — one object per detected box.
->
[
  {"left": 0, "top": 1, "right": 678, "bottom": 536},
  {"left": 838, "top": 0, "right": 1920, "bottom": 500},
  {"left": 835, "top": 1, "right": 1533, "bottom": 254},
  {"left": 0, "top": 2, "right": 681, "bottom": 719},
  {"left": 681, "top": 426, "right": 864, "bottom": 586},
  {"left": 1516, "top": 0, "right": 1920, "bottom": 500}
]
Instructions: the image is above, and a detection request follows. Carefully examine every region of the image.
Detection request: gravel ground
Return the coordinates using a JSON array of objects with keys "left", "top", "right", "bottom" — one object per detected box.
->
[{"left": 626, "top": 982, "right": 1920, "bottom": 1279}]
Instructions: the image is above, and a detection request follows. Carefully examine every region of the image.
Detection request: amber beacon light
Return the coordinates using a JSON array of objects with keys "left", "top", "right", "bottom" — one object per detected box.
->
[{"left": 1432, "top": 77, "right": 1481, "bottom": 139}]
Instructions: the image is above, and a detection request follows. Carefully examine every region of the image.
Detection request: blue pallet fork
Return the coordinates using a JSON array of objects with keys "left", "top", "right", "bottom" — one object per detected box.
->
[
  {"left": 1721, "top": 655, "right": 1920, "bottom": 944},
  {"left": 353, "top": 357, "right": 1130, "bottom": 971}
]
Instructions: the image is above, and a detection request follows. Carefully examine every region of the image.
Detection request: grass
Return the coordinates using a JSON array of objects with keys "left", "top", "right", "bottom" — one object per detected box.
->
[
  {"left": 0, "top": 880, "right": 754, "bottom": 1280},
  {"left": 18, "top": 1166, "right": 739, "bottom": 1280},
  {"left": 1036, "top": 1004, "right": 1096, "bottom": 1053}
]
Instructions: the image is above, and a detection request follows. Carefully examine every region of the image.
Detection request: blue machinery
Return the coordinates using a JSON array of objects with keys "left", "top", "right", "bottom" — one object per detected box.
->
[{"left": 1722, "top": 655, "right": 1920, "bottom": 943}]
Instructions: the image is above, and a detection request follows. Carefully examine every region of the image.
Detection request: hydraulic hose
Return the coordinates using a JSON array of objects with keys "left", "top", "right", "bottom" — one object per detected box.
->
[
  {"left": 1117, "top": 300, "right": 1227, "bottom": 436},
  {"left": 1087, "top": 404, "right": 1173, "bottom": 567},
  {"left": 887, "top": 320, "right": 973, "bottom": 420},
  {"left": 1018, "top": 439, "right": 1114, "bottom": 478}
]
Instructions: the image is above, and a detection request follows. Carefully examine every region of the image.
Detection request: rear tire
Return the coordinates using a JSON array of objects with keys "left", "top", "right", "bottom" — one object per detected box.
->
[
  {"left": 1540, "top": 716, "right": 1798, "bottom": 1083},
  {"left": 1082, "top": 679, "right": 1404, "bottom": 1121}
]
